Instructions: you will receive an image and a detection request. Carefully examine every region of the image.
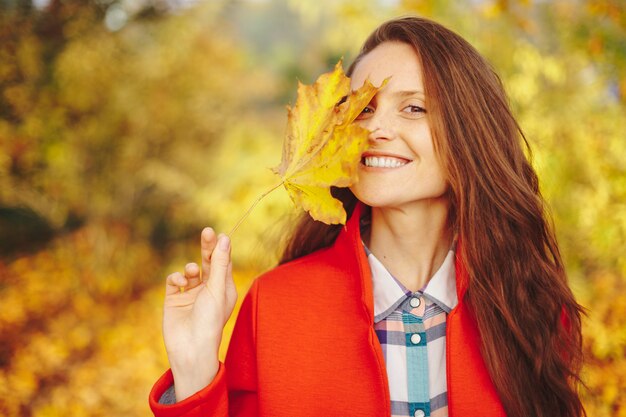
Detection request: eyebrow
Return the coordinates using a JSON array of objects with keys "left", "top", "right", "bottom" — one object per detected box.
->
[
  {"left": 339, "top": 89, "right": 425, "bottom": 106},
  {"left": 393, "top": 90, "right": 425, "bottom": 98}
]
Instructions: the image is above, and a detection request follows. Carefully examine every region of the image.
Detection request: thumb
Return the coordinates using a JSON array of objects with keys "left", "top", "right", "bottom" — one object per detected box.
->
[{"left": 207, "top": 234, "right": 231, "bottom": 293}]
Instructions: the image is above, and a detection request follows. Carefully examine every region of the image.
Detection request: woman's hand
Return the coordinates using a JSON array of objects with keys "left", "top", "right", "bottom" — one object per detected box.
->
[{"left": 162, "top": 227, "right": 238, "bottom": 402}]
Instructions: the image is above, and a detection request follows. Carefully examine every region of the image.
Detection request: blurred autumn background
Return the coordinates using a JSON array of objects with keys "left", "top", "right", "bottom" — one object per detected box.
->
[{"left": 0, "top": 0, "right": 624, "bottom": 415}]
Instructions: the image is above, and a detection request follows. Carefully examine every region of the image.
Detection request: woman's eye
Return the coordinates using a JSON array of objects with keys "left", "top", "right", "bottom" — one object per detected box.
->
[
  {"left": 355, "top": 106, "right": 374, "bottom": 120},
  {"left": 403, "top": 105, "right": 426, "bottom": 114}
]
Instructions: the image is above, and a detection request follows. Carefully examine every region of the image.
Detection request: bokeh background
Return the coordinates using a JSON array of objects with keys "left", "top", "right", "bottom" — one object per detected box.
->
[{"left": 0, "top": 0, "right": 624, "bottom": 415}]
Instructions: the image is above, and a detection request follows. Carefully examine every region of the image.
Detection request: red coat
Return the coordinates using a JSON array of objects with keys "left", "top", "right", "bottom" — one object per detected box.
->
[{"left": 149, "top": 204, "right": 507, "bottom": 416}]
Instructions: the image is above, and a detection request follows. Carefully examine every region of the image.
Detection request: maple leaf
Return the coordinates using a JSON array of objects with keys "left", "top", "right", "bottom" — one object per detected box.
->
[
  {"left": 272, "top": 60, "right": 380, "bottom": 225},
  {"left": 228, "top": 61, "right": 381, "bottom": 235}
]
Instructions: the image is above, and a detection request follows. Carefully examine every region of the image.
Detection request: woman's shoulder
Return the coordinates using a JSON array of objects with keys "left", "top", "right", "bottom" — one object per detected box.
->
[
  {"left": 259, "top": 245, "right": 341, "bottom": 282},
  {"left": 253, "top": 242, "right": 361, "bottom": 296}
]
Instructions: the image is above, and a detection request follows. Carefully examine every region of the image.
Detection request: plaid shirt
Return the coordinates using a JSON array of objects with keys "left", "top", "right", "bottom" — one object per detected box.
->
[{"left": 365, "top": 245, "right": 458, "bottom": 417}]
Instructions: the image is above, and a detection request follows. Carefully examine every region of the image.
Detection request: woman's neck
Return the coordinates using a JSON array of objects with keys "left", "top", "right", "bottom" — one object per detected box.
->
[{"left": 365, "top": 199, "right": 452, "bottom": 292}]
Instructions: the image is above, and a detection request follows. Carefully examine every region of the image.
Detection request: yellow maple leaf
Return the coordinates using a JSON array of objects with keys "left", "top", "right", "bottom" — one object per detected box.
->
[
  {"left": 228, "top": 61, "right": 381, "bottom": 235},
  {"left": 272, "top": 60, "right": 380, "bottom": 225}
]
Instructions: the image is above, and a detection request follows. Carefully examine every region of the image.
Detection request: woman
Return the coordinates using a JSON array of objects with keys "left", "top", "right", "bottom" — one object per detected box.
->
[{"left": 149, "top": 16, "right": 585, "bottom": 417}]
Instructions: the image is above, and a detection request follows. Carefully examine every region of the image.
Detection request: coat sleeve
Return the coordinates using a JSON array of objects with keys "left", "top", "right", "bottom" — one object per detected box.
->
[{"left": 149, "top": 280, "right": 260, "bottom": 417}]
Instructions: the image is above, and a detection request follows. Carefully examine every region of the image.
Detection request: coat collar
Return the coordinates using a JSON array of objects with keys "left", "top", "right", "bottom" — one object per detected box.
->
[{"left": 337, "top": 201, "right": 470, "bottom": 319}]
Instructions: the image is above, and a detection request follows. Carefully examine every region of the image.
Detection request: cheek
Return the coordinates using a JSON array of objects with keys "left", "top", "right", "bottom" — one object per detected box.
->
[
  {"left": 349, "top": 178, "right": 384, "bottom": 206},
  {"left": 349, "top": 184, "right": 379, "bottom": 208},
  {"left": 349, "top": 180, "right": 369, "bottom": 201},
  {"left": 425, "top": 158, "right": 447, "bottom": 187},
  {"left": 428, "top": 160, "right": 450, "bottom": 195},
  {"left": 435, "top": 177, "right": 450, "bottom": 195}
]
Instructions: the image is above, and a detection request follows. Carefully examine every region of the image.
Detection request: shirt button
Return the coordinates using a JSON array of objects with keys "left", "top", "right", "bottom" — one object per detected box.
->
[
  {"left": 410, "top": 333, "right": 421, "bottom": 345},
  {"left": 414, "top": 410, "right": 425, "bottom": 417},
  {"left": 410, "top": 296, "right": 421, "bottom": 308}
]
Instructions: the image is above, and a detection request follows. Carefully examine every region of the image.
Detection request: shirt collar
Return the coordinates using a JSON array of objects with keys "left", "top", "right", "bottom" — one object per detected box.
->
[{"left": 365, "top": 244, "right": 458, "bottom": 323}]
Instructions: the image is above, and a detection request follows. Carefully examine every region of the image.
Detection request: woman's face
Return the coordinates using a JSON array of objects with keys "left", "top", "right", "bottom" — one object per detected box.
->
[{"left": 349, "top": 41, "right": 448, "bottom": 211}]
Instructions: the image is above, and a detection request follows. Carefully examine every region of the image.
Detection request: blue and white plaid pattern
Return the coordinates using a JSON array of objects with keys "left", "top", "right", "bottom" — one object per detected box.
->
[{"left": 366, "top": 246, "right": 458, "bottom": 417}]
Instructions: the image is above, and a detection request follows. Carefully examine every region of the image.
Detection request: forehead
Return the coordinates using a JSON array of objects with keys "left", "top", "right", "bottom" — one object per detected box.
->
[{"left": 350, "top": 41, "right": 424, "bottom": 92}]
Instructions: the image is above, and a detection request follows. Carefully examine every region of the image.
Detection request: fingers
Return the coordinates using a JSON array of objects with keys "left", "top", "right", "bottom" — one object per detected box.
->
[
  {"left": 200, "top": 227, "right": 218, "bottom": 282},
  {"left": 184, "top": 262, "right": 202, "bottom": 288},
  {"left": 207, "top": 234, "right": 231, "bottom": 294},
  {"left": 164, "top": 227, "right": 228, "bottom": 297},
  {"left": 166, "top": 272, "right": 187, "bottom": 296}
]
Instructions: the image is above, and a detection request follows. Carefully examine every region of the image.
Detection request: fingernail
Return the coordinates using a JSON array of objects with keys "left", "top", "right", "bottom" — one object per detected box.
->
[{"left": 218, "top": 235, "right": 230, "bottom": 251}]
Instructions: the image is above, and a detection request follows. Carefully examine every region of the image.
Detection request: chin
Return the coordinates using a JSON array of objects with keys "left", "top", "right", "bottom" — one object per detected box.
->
[
  {"left": 350, "top": 188, "right": 400, "bottom": 209},
  {"left": 350, "top": 186, "right": 451, "bottom": 211}
]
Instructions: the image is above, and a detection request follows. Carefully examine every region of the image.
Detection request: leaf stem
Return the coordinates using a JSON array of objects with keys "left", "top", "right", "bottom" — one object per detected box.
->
[{"left": 228, "top": 181, "right": 285, "bottom": 237}]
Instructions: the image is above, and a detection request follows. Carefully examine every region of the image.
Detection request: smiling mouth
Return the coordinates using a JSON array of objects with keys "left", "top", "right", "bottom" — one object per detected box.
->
[{"left": 362, "top": 155, "right": 411, "bottom": 168}]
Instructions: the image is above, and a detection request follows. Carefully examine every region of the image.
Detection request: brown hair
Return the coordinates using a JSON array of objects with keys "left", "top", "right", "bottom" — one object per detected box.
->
[{"left": 280, "top": 16, "right": 584, "bottom": 417}]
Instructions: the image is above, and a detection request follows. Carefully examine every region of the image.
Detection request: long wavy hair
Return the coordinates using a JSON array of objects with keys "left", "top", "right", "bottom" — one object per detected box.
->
[{"left": 280, "top": 16, "right": 585, "bottom": 417}]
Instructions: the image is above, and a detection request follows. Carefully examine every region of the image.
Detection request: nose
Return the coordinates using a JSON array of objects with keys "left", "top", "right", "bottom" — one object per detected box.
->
[
  {"left": 362, "top": 110, "right": 394, "bottom": 143},
  {"left": 368, "top": 126, "right": 393, "bottom": 143}
]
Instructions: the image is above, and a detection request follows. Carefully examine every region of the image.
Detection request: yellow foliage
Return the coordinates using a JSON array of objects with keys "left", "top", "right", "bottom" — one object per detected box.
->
[
  {"left": 0, "top": 224, "right": 158, "bottom": 416},
  {"left": 1, "top": 1, "right": 625, "bottom": 416},
  {"left": 0, "top": 225, "right": 256, "bottom": 417}
]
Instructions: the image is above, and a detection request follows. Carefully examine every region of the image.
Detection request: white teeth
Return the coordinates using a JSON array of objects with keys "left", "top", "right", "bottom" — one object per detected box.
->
[{"left": 363, "top": 156, "right": 408, "bottom": 168}]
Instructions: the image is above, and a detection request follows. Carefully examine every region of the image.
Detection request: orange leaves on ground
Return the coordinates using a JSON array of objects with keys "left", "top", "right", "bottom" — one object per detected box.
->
[{"left": 272, "top": 60, "right": 380, "bottom": 225}]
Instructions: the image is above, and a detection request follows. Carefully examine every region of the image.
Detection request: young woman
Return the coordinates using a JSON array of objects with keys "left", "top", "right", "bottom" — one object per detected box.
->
[{"left": 149, "top": 16, "right": 585, "bottom": 417}]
